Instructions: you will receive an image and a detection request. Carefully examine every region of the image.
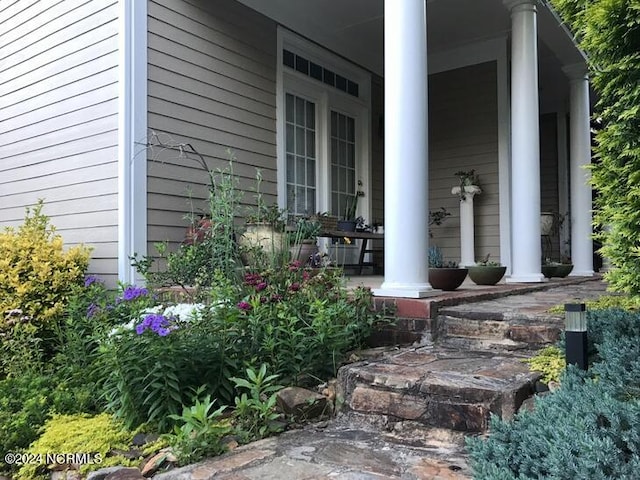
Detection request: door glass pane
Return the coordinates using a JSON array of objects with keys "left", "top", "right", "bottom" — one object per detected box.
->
[
  {"left": 285, "top": 93, "right": 317, "bottom": 216},
  {"left": 330, "top": 110, "right": 357, "bottom": 218}
]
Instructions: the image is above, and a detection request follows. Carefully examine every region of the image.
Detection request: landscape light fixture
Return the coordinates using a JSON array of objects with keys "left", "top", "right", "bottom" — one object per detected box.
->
[{"left": 564, "top": 303, "right": 588, "bottom": 370}]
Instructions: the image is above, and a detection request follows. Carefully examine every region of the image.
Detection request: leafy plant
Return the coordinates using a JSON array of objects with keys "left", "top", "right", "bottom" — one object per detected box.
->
[
  {"left": 550, "top": 0, "right": 640, "bottom": 295},
  {"left": 428, "top": 246, "right": 458, "bottom": 268},
  {"left": 475, "top": 253, "right": 502, "bottom": 267},
  {"left": 16, "top": 413, "right": 134, "bottom": 480},
  {"left": 454, "top": 169, "right": 480, "bottom": 200},
  {"left": 469, "top": 308, "right": 640, "bottom": 479},
  {"left": 342, "top": 180, "right": 365, "bottom": 221},
  {"left": 0, "top": 201, "right": 91, "bottom": 375},
  {"left": 230, "top": 364, "right": 284, "bottom": 443},
  {"left": 245, "top": 169, "right": 287, "bottom": 230},
  {"left": 523, "top": 345, "right": 566, "bottom": 384},
  {"left": 164, "top": 388, "right": 232, "bottom": 465},
  {"left": 133, "top": 160, "right": 244, "bottom": 292}
]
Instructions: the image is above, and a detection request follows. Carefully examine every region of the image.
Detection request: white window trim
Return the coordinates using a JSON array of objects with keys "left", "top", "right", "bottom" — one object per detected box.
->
[{"left": 277, "top": 27, "right": 371, "bottom": 221}]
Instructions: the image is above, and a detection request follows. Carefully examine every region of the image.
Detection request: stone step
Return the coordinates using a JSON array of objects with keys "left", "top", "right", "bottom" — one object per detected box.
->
[
  {"left": 337, "top": 346, "right": 541, "bottom": 433},
  {"left": 433, "top": 312, "right": 564, "bottom": 351}
]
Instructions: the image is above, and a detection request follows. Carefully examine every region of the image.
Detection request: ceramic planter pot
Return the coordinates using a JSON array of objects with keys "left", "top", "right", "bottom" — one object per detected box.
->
[
  {"left": 289, "top": 240, "right": 318, "bottom": 265},
  {"left": 467, "top": 265, "right": 507, "bottom": 286},
  {"left": 541, "top": 265, "right": 557, "bottom": 278},
  {"left": 337, "top": 220, "right": 357, "bottom": 232},
  {"left": 554, "top": 264, "right": 574, "bottom": 278},
  {"left": 429, "top": 268, "right": 468, "bottom": 291}
]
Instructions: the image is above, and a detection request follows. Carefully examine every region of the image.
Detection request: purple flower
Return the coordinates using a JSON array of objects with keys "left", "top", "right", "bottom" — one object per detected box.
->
[
  {"left": 136, "top": 313, "right": 173, "bottom": 336},
  {"left": 289, "top": 282, "right": 301, "bottom": 292},
  {"left": 237, "top": 301, "right": 252, "bottom": 311},
  {"left": 270, "top": 294, "right": 283, "bottom": 303},
  {"left": 120, "top": 285, "right": 149, "bottom": 302},
  {"left": 84, "top": 275, "right": 101, "bottom": 287},
  {"left": 86, "top": 303, "right": 100, "bottom": 318},
  {"left": 256, "top": 281, "right": 267, "bottom": 292},
  {"left": 156, "top": 327, "right": 170, "bottom": 337}
]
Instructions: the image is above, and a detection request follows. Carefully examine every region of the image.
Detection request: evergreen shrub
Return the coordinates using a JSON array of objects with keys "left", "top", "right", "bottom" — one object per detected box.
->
[{"left": 469, "top": 309, "right": 640, "bottom": 479}]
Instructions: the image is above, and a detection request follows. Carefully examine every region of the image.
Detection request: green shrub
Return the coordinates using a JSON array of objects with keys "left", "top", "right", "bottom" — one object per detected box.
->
[
  {"left": 550, "top": 0, "right": 640, "bottom": 295},
  {"left": 100, "top": 266, "right": 383, "bottom": 432},
  {"left": 523, "top": 346, "right": 566, "bottom": 384},
  {"left": 17, "top": 413, "right": 134, "bottom": 480},
  {"left": 0, "top": 201, "right": 91, "bottom": 377},
  {"left": 469, "top": 309, "right": 640, "bottom": 479},
  {"left": 164, "top": 390, "right": 232, "bottom": 465},
  {"left": 0, "top": 200, "right": 91, "bottom": 330},
  {"left": 0, "top": 372, "right": 98, "bottom": 473}
]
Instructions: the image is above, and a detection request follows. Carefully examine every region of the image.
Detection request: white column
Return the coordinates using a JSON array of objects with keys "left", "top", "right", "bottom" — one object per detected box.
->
[
  {"left": 374, "top": 0, "right": 431, "bottom": 298},
  {"left": 563, "top": 64, "right": 594, "bottom": 276},
  {"left": 452, "top": 186, "right": 481, "bottom": 266},
  {"left": 504, "top": 0, "right": 545, "bottom": 283}
]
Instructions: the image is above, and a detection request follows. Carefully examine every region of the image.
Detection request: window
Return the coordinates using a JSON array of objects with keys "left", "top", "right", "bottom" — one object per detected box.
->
[
  {"left": 285, "top": 94, "right": 316, "bottom": 216},
  {"left": 330, "top": 111, "right": 356, "bottom": 218},
  {"left": 278, "top": 29, "right": 371, "bottom": 221}
]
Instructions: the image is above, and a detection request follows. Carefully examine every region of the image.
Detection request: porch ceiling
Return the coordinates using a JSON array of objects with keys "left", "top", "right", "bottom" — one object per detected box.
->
[{"left": 236, "top": 0, "right": 585, "bottom": 79}]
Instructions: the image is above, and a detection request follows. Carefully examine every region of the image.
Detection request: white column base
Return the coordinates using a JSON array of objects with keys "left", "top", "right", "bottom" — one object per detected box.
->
[
  {"left": 569, "top": 270, "right": 594, "bottom": 277},
  {"left": 506, "top": 274, "right": 547, "bottom": 283},
  {"left": 373, "top": 282, "right": 435, "bottom": 298}
]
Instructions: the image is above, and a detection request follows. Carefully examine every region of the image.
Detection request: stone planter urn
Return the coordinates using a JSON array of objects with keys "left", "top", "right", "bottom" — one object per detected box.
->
[
  {"left": 238, "top": 223, "right": 286, "bottom": 264},
  {"left": 467, "top": 265, "right": 507, "bottom": 286},
  {"left": 429, "top": 268, "right": 468, "bottom": 291}
]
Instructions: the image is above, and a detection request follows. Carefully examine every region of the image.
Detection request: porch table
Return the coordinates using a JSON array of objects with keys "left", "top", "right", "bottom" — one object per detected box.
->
[{"left": 318, "top": 230, "right": 384, "bottom": 275}]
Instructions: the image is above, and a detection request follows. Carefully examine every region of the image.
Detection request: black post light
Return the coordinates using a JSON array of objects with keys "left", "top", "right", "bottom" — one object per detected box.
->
[{"left": 564, "top": 303, "right": 588, "bottom": 370}]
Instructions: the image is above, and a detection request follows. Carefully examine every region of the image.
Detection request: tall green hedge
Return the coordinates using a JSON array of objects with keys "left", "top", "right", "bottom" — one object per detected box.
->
[{"left": 551, "top": 0, "right": 640, "bottom": 294}]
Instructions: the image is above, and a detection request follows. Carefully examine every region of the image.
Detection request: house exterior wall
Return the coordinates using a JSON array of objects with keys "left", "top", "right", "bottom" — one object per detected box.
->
[
  {"left": 146, "top": 0, "right": 277, "bottom": 253},
  {"left": 540, "top": 112, "right": 561, "bottom": 261},
  {"left": 0, "top": 0, "right": 120, "bottom": 283},
  {"left": 430, "top": 62, "right": 500, "bottom": 265}
]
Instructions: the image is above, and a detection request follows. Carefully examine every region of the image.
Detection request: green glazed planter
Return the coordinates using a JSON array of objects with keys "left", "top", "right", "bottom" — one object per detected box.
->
[
  {"left": 554, "top": 264, "right": 574, "bottom": 278},
  {"left": 541, "top": 265, "right": 557, "bottom": 278},
  {"left": 467, "top": 265, "right": 507, "bottom": 286}
]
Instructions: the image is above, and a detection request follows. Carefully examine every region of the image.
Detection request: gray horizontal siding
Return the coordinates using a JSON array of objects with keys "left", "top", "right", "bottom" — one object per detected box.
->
[
  {"left": 429, "top": 61, "right": 500, "bottom": 265},
  {"left": 147, "top": 0, "right": 277, "bottom": 251},
  {"left": 0, "top": 0, "right": 120, "bottom": 284}
]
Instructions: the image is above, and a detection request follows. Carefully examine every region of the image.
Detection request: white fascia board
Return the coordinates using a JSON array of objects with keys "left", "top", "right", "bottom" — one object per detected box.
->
[{"left": 118, "top": 0, "right": 148, "bottom": 285}]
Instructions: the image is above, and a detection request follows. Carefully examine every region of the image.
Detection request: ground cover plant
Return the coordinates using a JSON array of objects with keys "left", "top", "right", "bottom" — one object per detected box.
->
[{"left": 469, "top": 307, "right": 640, "bottom": 479}]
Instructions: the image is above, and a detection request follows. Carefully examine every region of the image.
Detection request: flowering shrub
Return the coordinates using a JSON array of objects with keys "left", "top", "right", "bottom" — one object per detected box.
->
[
  {"left": 0, "top": 201, "right": 90, "bottom": 337},
  {"left": 232, "top": 264, "right": 382, "bottom": 385},
  {"left": 98, "top": 264, "right": 384, "bottom": 432}
]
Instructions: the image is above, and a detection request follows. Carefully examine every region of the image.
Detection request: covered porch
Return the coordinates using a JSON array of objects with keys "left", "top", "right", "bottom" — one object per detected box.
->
[{"left": 236, "top": 0, "right": 594, "bottom": 298}]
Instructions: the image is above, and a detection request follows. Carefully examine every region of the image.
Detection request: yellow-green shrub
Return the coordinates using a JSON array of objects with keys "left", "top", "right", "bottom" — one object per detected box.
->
[
  {"left": 0, "top": 200, "right": 91, "bottom": 329},
  {"left": 548, "top": 295, "right": 640, "bottom": 314},
  {"left": 523, "top": 345, "right": 566, "bottom": 384},
  {"left": 17, "top": 413, "right": 135, "bottom": 479}
]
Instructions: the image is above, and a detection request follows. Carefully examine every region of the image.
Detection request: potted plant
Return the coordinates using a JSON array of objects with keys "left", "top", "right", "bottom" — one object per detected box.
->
[
  {"left": 238, "top": 170, "right": 288, "bottom": 264},
  {"left": 288, "top": 216, "right": 321, "bottom": 264},
  {"left": 337, "top": 180, "right": 364, "bottom": 232},
  {"left": 467, "top": 253, "right": 507, "bottom": 285},
  {"left": 453, "top": 169, "right": 481, "bottom": 201},
  {"left": 542, "top": 257, "right": 574, "bottom": 278},
  {"left": 428, "top": 246, "right": 468, "bottom": 290}
]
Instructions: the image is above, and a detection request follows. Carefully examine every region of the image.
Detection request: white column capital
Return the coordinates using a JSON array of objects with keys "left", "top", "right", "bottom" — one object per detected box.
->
[
  {"left": 562, "top": 63, "right": 589, "bottom": 82},
  {"left": 503, "top": 0, "right": 538, "bottom": 13}
]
